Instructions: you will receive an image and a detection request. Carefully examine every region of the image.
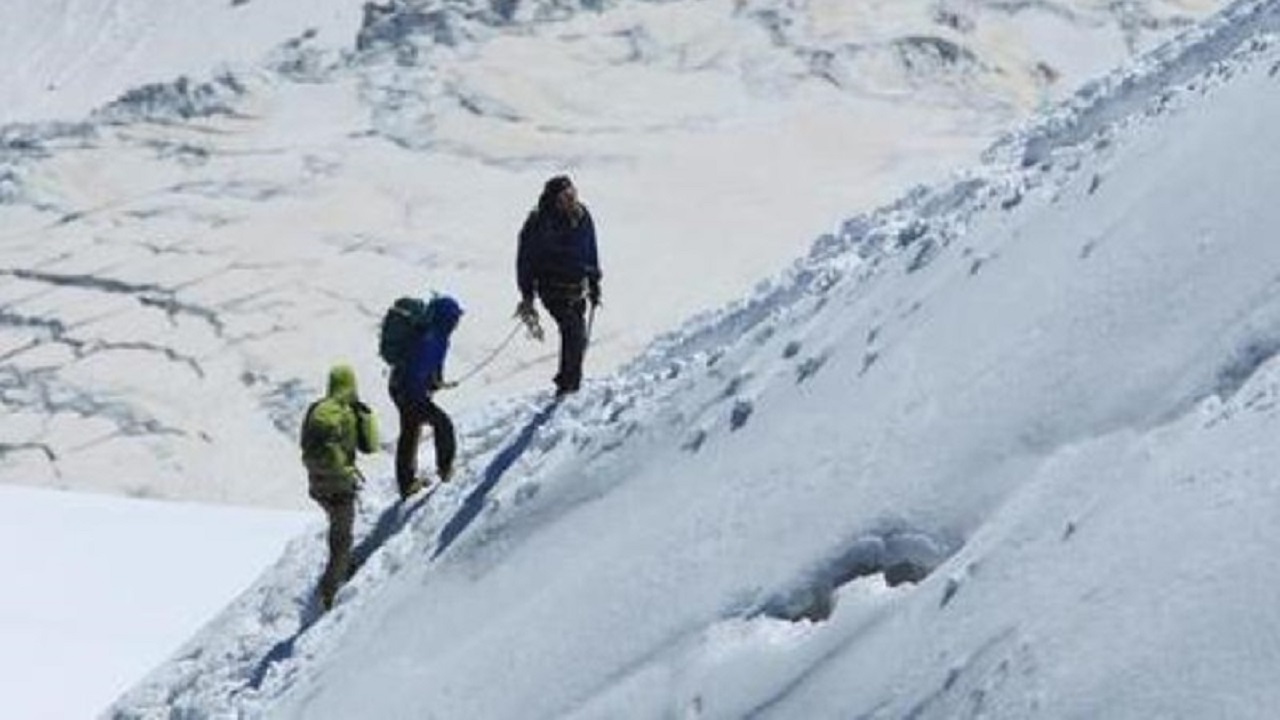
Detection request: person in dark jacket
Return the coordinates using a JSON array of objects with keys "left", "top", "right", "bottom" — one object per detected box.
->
[
  {"left": 389, "top": 294, "right": 463, "bottom": 499},
  {"left": 516, "top": 175, "right": 602, "bottom": 397},
  {"left": 300, "top": 364, "right": 378, "bottom": 611}
]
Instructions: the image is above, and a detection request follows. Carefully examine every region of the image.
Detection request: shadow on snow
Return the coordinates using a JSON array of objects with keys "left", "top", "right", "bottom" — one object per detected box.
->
[
  {"left": 433, "top": 399, "right": 561, "bottom": 559},
  {"left": 247, "top": 398, "right": 561, "bottom": 690}
]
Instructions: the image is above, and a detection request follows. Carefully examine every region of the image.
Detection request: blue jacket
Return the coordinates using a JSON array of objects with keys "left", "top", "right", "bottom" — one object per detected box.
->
[
  {"left": 517, "top": 206, "right": 600, "bottom": 298},
  {"left": 395, "top": 296, "right": 463, "bottom": 399},
  {"left": 401, "top": 331, "right": 449, "bottom": 399}
]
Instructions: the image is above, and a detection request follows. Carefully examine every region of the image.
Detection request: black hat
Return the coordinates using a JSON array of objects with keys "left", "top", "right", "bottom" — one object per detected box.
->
[
  {"left": 538, "top": 174, "right": 574, "bottom": 212},
  {"left": 543, "top": 174, "right": 573, "bottom": 196}
]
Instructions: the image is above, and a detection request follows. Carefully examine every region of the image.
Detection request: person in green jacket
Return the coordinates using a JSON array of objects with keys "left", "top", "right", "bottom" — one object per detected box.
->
[{"left": 300, "top": 364, "right": 378, "bottom": 611}]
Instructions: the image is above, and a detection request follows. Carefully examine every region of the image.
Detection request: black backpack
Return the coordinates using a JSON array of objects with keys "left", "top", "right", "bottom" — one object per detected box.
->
[{"left": 378, "top": 297, "right": 433, "bottom": 367}]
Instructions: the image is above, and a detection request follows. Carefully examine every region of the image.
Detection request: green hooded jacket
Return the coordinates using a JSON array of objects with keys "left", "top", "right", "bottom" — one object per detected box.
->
[{"left": 301, "top": 364, "right": 379, "bottom": 498}]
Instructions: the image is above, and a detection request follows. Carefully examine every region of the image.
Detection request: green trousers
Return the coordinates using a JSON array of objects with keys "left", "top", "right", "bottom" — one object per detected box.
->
[{"left": 314, "top": 492, "right": 355, "bottom": 610}]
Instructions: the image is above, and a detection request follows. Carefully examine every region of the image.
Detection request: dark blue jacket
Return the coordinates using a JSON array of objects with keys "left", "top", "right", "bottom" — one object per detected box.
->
[{"left": 517, "top": 206, "right": 600, "bottom": 298}]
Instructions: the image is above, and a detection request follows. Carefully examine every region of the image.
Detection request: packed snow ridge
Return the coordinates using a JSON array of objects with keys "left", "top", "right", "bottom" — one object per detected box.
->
[{"left": 111, "top": 1, "right": 1280, "bottom": 717}]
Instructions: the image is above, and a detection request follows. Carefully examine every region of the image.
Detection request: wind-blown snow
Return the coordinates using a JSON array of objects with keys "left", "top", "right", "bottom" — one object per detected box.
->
[{"left": 109, "top": 0, "right": 1280, "bottom": 717}]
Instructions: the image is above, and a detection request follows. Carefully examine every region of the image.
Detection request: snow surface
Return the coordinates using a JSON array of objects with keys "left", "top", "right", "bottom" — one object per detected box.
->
[
  {"left": 0, "top": 0, "right": 1224, "bottom": 508},
  {"left": 106, "top": 0, "right": 1280, "bottom": 717},
  {"left": 0, "top": 0, "right": 361, "bottom": 124},
  {"left": 0, "top": 485, "right": 307, "bottom": 720}
]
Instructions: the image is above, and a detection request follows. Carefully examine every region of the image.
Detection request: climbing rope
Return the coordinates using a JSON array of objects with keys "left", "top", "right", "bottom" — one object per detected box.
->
[{"left": 447, "top": 320, "right": 525, "bottom": 387}]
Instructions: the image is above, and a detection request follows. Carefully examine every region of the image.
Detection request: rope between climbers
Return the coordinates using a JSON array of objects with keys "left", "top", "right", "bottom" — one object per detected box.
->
[{"left": 449, "top": 320, "right": 524, "bottom": 386}]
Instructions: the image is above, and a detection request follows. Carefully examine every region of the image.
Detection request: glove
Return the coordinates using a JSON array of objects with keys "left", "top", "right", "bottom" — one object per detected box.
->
[
  {"left": 587, "top": 279, "right": 601, "bottom": 308},
  {"left": 516, "top": 297, "right": 544, "bottom": 341},
  {"left": 429, "top": 373, "right": 458, "bottom": 392}
]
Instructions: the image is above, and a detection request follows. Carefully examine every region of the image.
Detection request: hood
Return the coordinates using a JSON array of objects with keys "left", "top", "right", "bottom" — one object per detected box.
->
[
  {"left": 326, "top": 364, "right": 359, "bottom": 403},
  {"left": 428, "top": 295, "right": 464, "bottom": 335}
]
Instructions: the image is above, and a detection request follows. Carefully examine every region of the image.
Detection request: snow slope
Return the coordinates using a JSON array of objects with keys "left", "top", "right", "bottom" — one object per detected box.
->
[
  {"left": 0, "top": 0, "right": 361, "bottom": 124},
  {"left": 111, "top": 0, "right": 1280, "bottom": 716},
  {"left": 0, "top": 0, "right": 1225, "bottom": 508}
]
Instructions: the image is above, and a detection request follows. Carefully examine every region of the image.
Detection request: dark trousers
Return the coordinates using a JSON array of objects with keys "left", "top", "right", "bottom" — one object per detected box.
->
[
  {"left": 313, "top": 491, "right": 354, "bottom": 610},
  {"left": 540, "top": 291, "right": 588, "bottom": 394},
  {"left": 391, "top": 390, "right": 455, "bottom": 494}
]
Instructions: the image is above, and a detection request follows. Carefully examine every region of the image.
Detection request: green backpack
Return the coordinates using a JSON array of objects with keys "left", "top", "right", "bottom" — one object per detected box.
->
[
  {"left": 300, "top": 398, "right": 354, "bottom": 477},
  {"left": 378, "top": 297, "right": 434, "bottom": 367}
]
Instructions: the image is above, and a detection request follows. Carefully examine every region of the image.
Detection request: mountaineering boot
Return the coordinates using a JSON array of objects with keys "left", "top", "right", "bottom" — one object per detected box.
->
[
  {"left": 400, "top": 476, "right": 425, "bottom": 500},
  {"left": 438, "top": 464, "right": 454, "bottom": 483}
]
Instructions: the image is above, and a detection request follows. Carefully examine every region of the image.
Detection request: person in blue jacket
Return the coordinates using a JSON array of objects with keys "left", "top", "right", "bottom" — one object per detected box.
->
[
  {"left": 389, "top": 295, "right": 463, "bottom": 499},
  {"left": 516, "top": 175, "right": 602, "bottom": 397}
]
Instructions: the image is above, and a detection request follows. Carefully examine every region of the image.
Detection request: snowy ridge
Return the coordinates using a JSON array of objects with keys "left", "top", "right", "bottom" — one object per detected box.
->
[
  {"left": 0, "top": 0, "right": 361, "bottom": 124},
  {"left": 629, "top": 0, "right": 1280, "bottom": 374},
  {"left": 93, "top": 74, "right": 253, "bottom": 126},
  {"left": 0, "top": 0, "right": 1228, "bottom": 507},
  {"left": 111, "top": 1, "right": 1280, "bottom": 716},
  {"left": 1003, "top": 0, "right": 1280, "bottom": 166}
]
